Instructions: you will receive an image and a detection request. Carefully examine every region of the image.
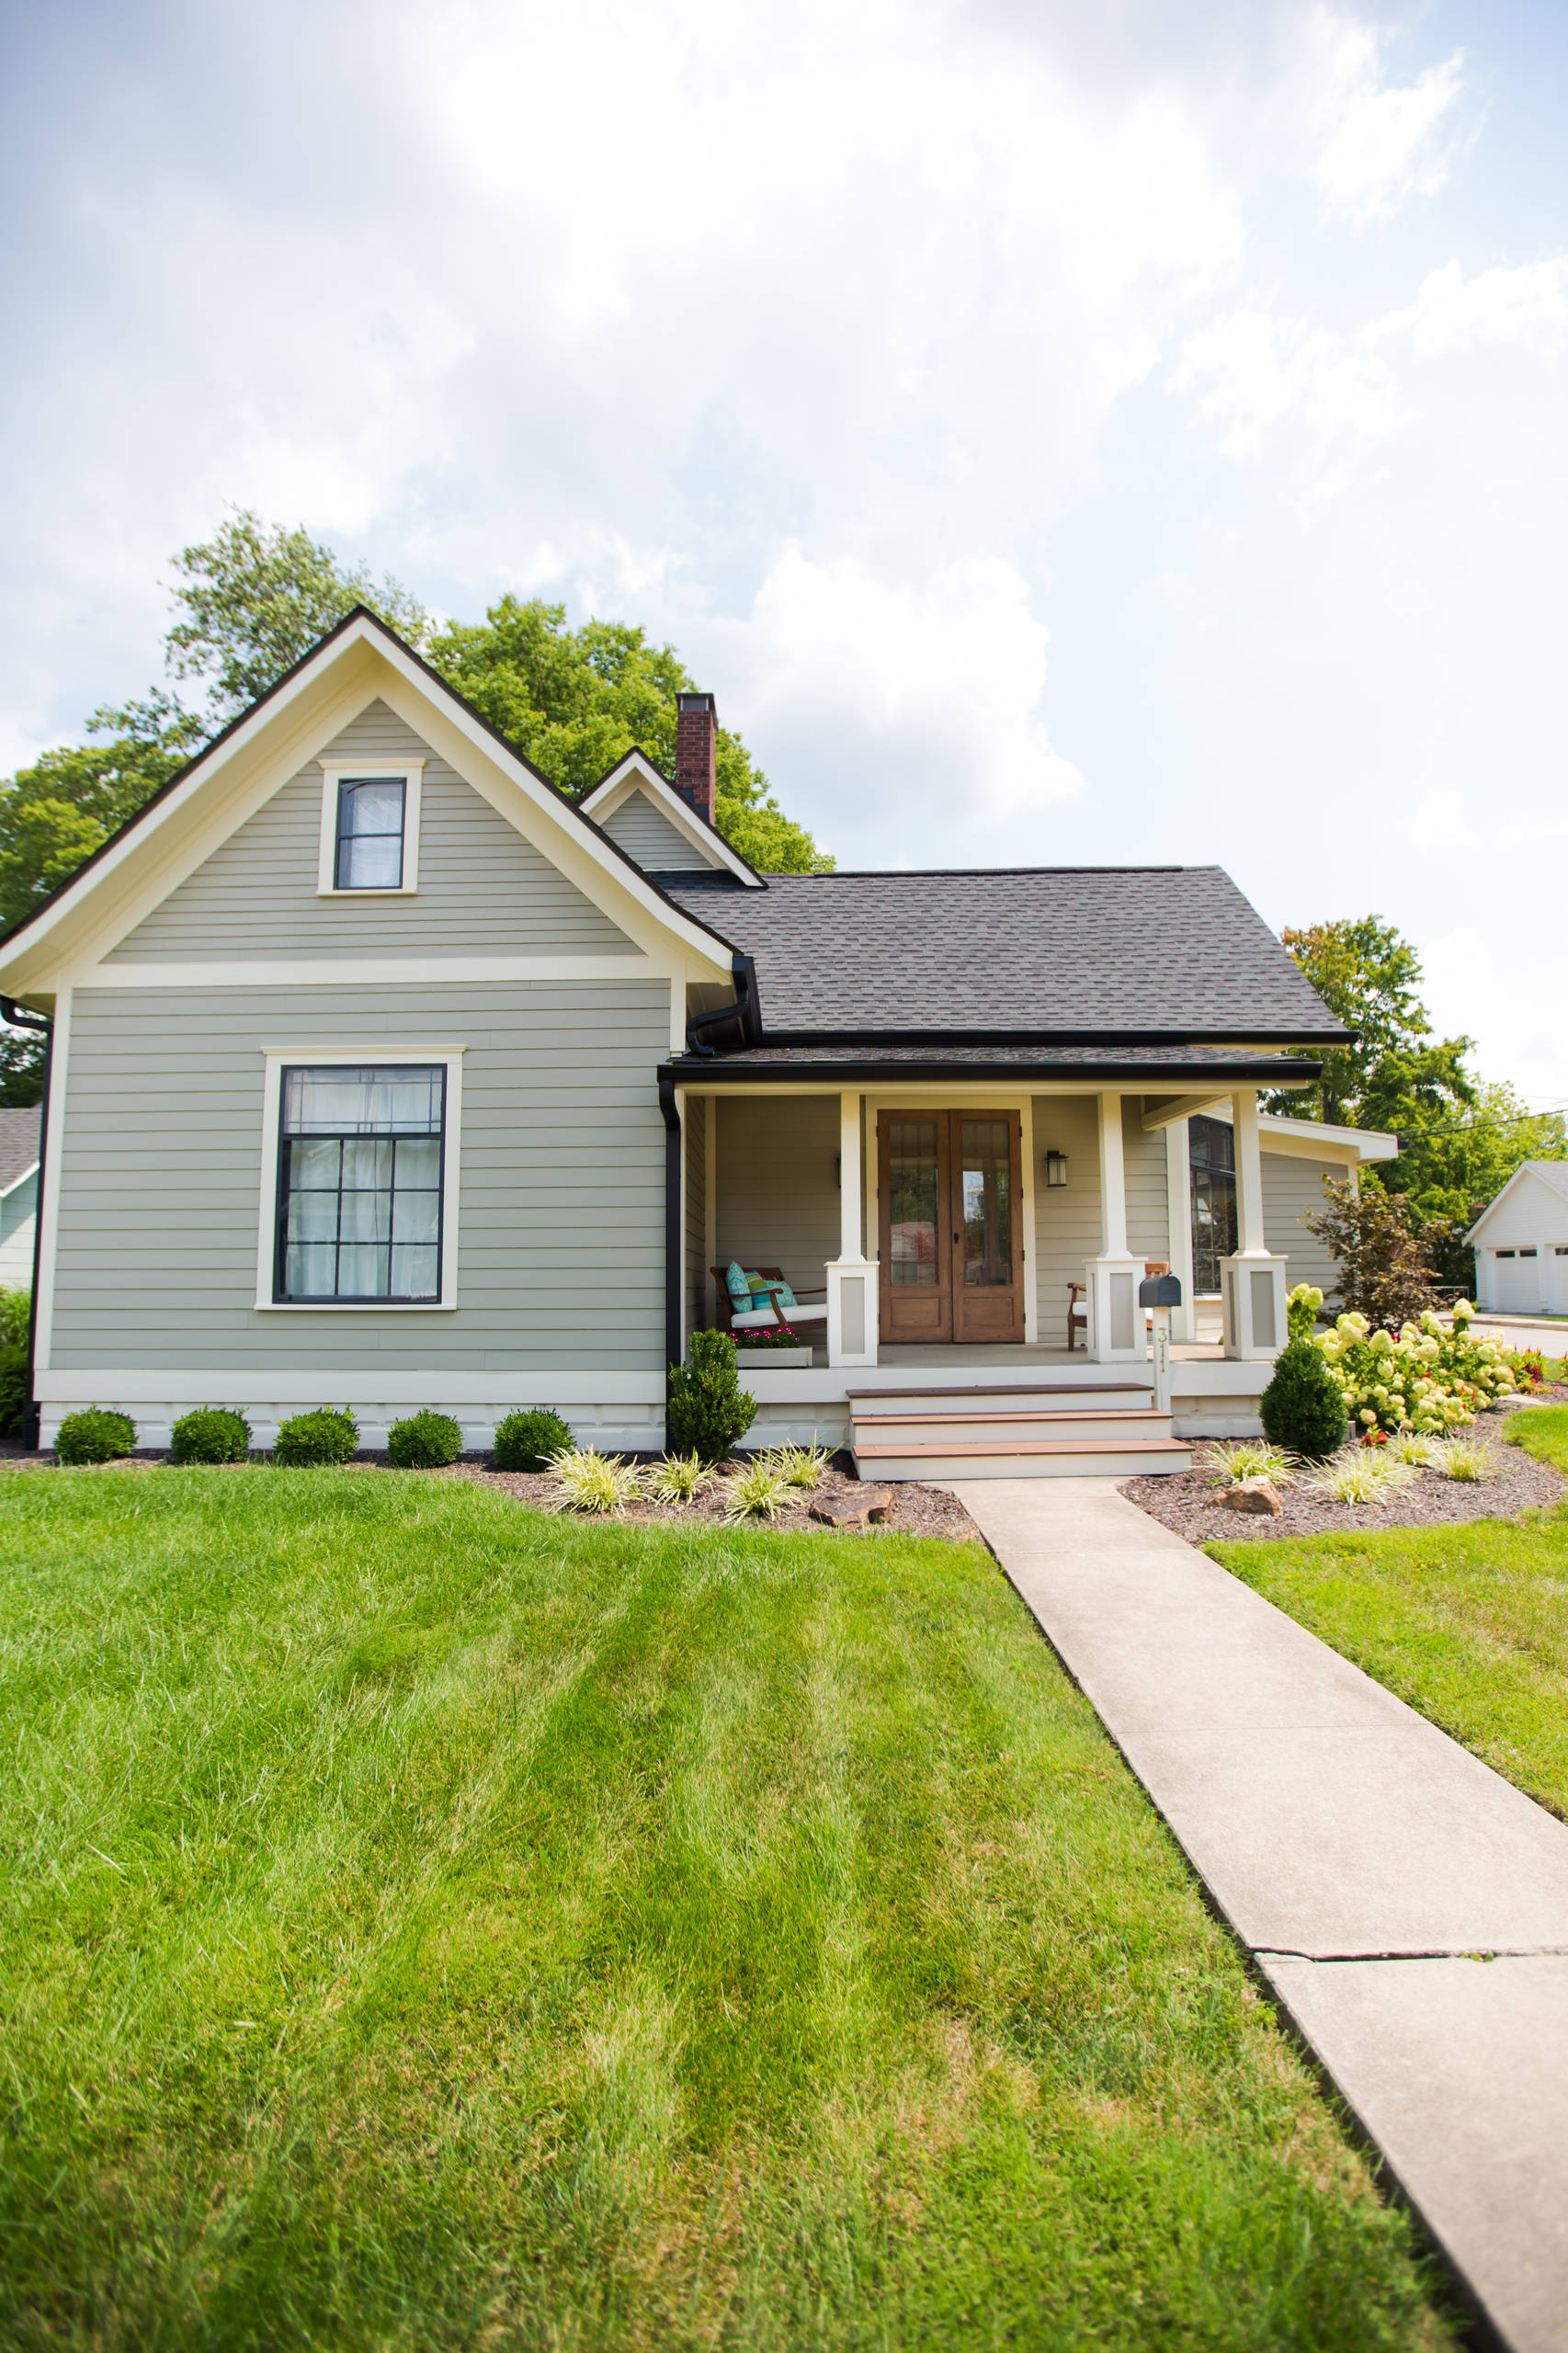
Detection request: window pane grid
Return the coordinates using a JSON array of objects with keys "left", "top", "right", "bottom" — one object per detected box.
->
[
  {"left": 335, "top": 776, "right": 405, "bottom": 890},
  {"left": 277, "top": 1065, "right": 444, "bottom": 1302}
]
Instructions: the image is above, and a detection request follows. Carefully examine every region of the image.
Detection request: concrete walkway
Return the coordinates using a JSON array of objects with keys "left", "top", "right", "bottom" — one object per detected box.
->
[{"left": 949, "top": 1476, "right": 1568, "bottom": 2353}]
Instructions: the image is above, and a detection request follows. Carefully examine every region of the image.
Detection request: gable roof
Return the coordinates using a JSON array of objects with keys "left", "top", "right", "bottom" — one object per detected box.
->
[
  {"left": 1465, "top": 1160, "right": 1568, "bottom": 1242},
  {"left": 0, "top": 608, "right": 741, "bottom": 988},
  {"left": 0, "top": 1105, "right": 40, "bottom": 1193},
  {"left": 660, "top": 867, "right": 1353, "bottom": 1045},
  {"left": 580, "top": 751, "right": 763, "bottom": 886}
]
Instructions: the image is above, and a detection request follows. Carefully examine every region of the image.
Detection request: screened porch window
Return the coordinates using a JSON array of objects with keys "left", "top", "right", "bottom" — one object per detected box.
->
[
  {"left": 276, "top": 1064, "right": 444, "bottom": 1302},
  {"left": 335, "top": 775, "right": 406, "bottom": 889}
]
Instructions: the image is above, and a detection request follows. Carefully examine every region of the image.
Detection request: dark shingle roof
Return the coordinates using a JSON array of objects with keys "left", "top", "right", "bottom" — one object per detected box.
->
[
  {"left": 0, "top": 1106, "right": 40, "bottom": 1190},
  {"left": 661, "top": 868, "right": 1348, "bottom": 1042}
]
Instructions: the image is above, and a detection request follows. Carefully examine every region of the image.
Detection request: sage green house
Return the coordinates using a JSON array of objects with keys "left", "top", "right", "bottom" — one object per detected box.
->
[{"left": 0, "top": 609, "right": 1380, "bottom": 1470}]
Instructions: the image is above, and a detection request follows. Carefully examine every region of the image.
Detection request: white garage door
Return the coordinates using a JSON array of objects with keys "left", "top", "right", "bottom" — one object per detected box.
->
[
  {"left": 1547, "top": 1247, "right": 1568, "bottom": 1315},
  {"left": 1493, "top": 1249, "right": 1543, "bottom": 1313}
]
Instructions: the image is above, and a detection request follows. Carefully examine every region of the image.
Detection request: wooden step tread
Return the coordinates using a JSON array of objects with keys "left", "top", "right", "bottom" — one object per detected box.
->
[
  {"left": 852, "top": 1408, "right": 1171, "bottom": 1430},
  {"left": 846, "top": 1383, "right": 1150, "bottom": 1404},
  {"left": 853, "top": 1437, "right": 1191, "bottom": 1461}
]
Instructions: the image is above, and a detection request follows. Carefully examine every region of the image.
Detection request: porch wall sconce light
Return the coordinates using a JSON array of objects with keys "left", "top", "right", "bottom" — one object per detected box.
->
[{"left": 1044, "top": 1150, "right": 1069, "bottom": 1188}]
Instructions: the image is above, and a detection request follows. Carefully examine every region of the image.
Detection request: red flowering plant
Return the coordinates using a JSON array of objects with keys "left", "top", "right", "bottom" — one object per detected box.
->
[
  {"left": 732, "top": 1323, "right": 804, "bottom": 1352},
  {"left": 1358, "top": 1425, "right": 1390, "bottom": 1449}
]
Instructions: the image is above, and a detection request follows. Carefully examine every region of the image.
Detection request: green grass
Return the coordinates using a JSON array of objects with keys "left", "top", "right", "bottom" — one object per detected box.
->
[
  {"left": 0, "top": 1468, "right": 1449, "bottom": 2351},
  {"left": 1211, "top": 1408, "right": 1568, "bottom": 1821}
]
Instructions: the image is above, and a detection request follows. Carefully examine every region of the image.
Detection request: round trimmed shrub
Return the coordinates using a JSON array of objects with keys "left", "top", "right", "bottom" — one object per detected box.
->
[
  {"left": 387, "top": 1409, "right": 462, "bottom": 1469},
  {"left": 1259, "top": 1340, "right": 1347, "bottom": 1460},
  {"left": 55, "top": 1407, "right": 137, "bottom": 1465},
  {"left": 274, "top": 1406, "right": 358, "bottom": 1467},
  {"left": 493, "top": 1407, "right": 573, "bottom": 1472},
  {"left": 170, "top": 1406, "right": 251, "bottom": 1464}
]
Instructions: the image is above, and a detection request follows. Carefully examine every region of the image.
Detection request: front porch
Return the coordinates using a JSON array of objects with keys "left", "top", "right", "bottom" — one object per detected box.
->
[{"left": 678, "top": 1081, "right": 1287, "bottom": 1380}]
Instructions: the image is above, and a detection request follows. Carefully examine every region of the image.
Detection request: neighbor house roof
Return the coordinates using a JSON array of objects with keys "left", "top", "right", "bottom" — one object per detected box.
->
[
  {"left": 0, "top": 1105, "right": 40, "bottom": 1193},
  {"left": 661, "top": 868, "right": 1352, "bottom": 1046}
]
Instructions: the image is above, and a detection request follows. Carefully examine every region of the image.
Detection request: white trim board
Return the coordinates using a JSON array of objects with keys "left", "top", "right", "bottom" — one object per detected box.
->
[
  {"left": 36, "top": 1370, "right": 666, "bottom": 1404},
  {"left": 31, "top": 983, "right": 70, "bottom": 1372},
  {"left": 81, "top": 955, "right": 657, "bottom": 989},
  {"left": 316, "top": 756, "right": 425, "bottom": 894},
  {"left": 253, "top": 1045, "right": 464, "bottom": 1313}
]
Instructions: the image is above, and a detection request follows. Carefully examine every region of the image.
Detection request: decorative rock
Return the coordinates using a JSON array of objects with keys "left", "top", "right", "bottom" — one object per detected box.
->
[
  {"left": 810, "top": 1485, "right": 893, "bottom": 1529},
  {"left": 1221, "top": 1476, "right": 1284, "bottom": 1517}
]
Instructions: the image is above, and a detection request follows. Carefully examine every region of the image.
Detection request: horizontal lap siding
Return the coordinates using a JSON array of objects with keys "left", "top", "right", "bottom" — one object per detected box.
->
[
  {"left": 1262, "top": 1154, "right": 1342, "bottom": 1298},
  {"left": 716, "top": 1095, "right": 839, "bottom": 1297},
  {"left": 52, "top": 983, "right": 670, "bottom": 1372},
  {"left": 599, "top": 790, "right": 715, "bottom": 872},
  {"left": 112, "top": 701, "right": 638, "bottom": 960},
  {"left": 1123, "top": 1100, "right": 1170, "bottom": 1264},
  {"left": 684, "top": 1094, "right": 707, "bottom": 1336},
  {"left": 1029, "top": 1096, "right": 1101, "bottom": 1345}
]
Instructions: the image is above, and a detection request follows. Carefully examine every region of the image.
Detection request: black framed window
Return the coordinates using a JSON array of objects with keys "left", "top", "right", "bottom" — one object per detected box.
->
[
  {"left": 1189, "top": 1114, "right": 1237, "bottom": 1297},
  {"left": 276, "top": 1065, "right": 445, "bottom": 1302},
  {"left": 335, "top": 776, "right": 406, "bottom": 889}
]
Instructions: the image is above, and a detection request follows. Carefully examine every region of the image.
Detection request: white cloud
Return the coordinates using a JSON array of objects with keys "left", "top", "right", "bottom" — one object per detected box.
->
[
  {"left": 1170, "top": 307, "right": 1407, "bottom": 465},
  {"left": 1295, "top": 7, "right": 1465, "bottom": 228},
  {"left": 1379, "top": 257, "right": 1568, "bottom": 360},
  {"left": 730, "top": 546, "right": 1083, "bottom": 835}
]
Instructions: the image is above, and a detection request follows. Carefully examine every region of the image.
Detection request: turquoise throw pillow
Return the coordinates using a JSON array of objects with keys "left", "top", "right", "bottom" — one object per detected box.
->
[{"left": 725, "top": 1261, "right": 751, "bottom": 1302}]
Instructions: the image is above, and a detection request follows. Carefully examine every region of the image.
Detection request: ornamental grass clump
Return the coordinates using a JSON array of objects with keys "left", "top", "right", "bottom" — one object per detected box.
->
[
  {"left": 667, "top": 1330, "right": 756, "bottom": 1463},
  {"left": 1430, "top": 1437, "right": 1499, "bottom": 1483},
  {"left": 644, "top": 1451, "right": 715, "bottom": 1505},
  {"left": 1388, "top": 1429, "right": 1442, "bottom": 1468},
  {"left": 274, "top": 1407, "right": 358, "bottom": 1467},
  {"left": 54, "top": 1408, "right": 137, "bottom": 1466},
  {"left": 722, "top": 1460, "right": 792, "bottom": 1521},
  {"left": 549, "top": 1448, "right": 643, "bottom": 1515},
  {"left": 1308, "top": 1450, "right": 1416, "bottom": 1508},
  {"left": 169, "top": 1407, "right": 251, "bottom": 1464},
  {"left": 761, "top": 1441, "right": 832, "bottom": 1490},
  {"left": 1207, "top": 1439, "right": 1301, "bottom": 1487},
  {"left": 386, "top": 1410, "right": 462, "bottom": 1469},
  {"left": 492, "top": 1408, "right": 574, "bottom": 1472}
]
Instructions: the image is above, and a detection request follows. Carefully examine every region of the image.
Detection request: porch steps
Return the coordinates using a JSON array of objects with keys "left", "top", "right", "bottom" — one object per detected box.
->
[{"left": 847, "top": 1382, "right": 1191, "bottom": 1482}]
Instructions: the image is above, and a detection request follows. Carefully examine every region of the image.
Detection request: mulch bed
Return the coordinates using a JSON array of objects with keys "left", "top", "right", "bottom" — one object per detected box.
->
[
  {"left": 1121, "top": 1391, "right": 1568, "bottom": 1546},
  {"left": 2, "top": 1443, "right": 983, "bottom": 1546}
]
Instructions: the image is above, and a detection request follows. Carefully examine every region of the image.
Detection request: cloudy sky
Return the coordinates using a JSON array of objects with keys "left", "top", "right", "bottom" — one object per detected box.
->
[{"left": 3, "top": 0, "right": 1564, "bottom": 1103}]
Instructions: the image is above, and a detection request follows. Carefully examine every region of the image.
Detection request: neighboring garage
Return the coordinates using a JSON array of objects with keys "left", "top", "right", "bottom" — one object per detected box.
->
[{"left": 1466, "top": 1162, "right": 1568, "bottom": 1315}]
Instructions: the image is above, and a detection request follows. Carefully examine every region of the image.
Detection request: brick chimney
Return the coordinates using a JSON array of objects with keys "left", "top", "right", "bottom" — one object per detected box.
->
[{"left": 674, "top": 691, "right": 717, "bottom": 824}]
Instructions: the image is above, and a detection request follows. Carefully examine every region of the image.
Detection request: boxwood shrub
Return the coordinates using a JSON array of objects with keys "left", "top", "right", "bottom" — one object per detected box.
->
[
  {"left": 170, "top": 1406, "right": 252, "bottom": 1464},
  {"left": 387, "top": 1409, "right": 462, "bottom": 1469},
  {"left": 274, "top": 1406, "right": 358, "bottom": 1467},
  {"left": 55, "top": 1407, "right": 138, "bottom": 1465},
  {"left": 0, "top": 1341, "right": 27, "bottom": 1441},
  {"left": 493, "top": 1407, "right": 573, "bottom": 1472}
]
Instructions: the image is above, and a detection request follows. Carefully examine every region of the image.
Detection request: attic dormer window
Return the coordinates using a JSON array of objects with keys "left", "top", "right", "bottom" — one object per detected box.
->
[{"left": 317, "top": 757, "right": 424, "bottom": 894}]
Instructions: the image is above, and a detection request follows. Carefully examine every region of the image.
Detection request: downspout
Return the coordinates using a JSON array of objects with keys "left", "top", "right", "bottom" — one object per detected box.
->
[
  {"left": 658, "top": 1074, "right": 682, "bottom": 1451},
  {"left": 684, "top": 955, "right": 758, "bottom": 1057},
  {"left": 0, "top": 996, "right": 51, "bottom": 1452}
]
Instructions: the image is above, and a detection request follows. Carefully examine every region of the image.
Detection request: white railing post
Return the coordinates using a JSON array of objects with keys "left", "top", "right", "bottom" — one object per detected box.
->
[{"left": 1083, "top": 1090, "right": 1144, "bottom": 1363}]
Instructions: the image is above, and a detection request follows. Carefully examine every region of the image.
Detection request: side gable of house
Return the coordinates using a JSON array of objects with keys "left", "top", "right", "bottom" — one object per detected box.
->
[
  {"left": 597, "top": 785, "right": 724, "bottom": 874},
  {"left": 109, "top": 699, "right": 641, "bottom": 961}
]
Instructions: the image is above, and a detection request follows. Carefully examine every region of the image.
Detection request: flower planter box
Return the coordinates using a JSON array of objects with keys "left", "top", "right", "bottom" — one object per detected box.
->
[{"left": 735, "top": 1345, "right": 812, "bottom": 1368}]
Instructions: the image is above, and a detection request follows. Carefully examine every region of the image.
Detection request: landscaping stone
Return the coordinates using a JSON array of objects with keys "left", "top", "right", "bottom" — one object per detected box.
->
[
  {"left": 1220, "top": 1475, "right": 1283, "bottom": 1516},
  {"left": 810, "top": 1485, "right": 893, "bottom": 1529}
]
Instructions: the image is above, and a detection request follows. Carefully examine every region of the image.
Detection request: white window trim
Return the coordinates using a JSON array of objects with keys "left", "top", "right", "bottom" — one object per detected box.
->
[
  {"left": 317, "top": 758, "right": 426, "bottom": 895},
  {"left": 255, "top": 1045, "right": 464, "bottom": 1311}
]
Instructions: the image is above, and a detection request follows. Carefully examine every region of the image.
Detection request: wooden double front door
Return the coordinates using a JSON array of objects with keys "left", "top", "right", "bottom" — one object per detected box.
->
[{"left": 878, "top": 1110, "right": 1024, "bottom": 1345}]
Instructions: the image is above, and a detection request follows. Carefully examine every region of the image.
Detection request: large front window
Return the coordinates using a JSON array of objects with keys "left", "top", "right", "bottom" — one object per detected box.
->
[
  {"left": 1189, "top": 1114, "right": 1236, "bottom": 1296},
  {"left": 276, "top": 1064, "right": 445, "bottom": 1302}
]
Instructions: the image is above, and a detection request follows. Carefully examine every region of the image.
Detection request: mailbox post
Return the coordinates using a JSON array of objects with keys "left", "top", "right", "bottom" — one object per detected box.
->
[{"left": 1139, "top": 1272, "right": 1182, "bottom": 1415}]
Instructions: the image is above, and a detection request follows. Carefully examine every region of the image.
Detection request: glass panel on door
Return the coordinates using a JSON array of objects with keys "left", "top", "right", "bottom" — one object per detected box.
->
[
  {"left": 958, "top": 1119, "right": 1012, "bottom": 1288},
  {"left": 887, "top": 1120, "right": 940, "bottom": 1289}
]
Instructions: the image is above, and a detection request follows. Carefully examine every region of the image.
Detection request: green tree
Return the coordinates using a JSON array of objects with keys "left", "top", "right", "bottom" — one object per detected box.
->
[
  {"left": 1267, "top": 916, "right": 1474, "bottom": 1132},
  {"left": 1381, "top": 1076, "right": 1568, "bottom": 1230},
  {"left": 428, "top": 597, "right": 828, "bottom": 871},
  {"left": 164, "top": 509, "right": 431, "bottom": 722}
]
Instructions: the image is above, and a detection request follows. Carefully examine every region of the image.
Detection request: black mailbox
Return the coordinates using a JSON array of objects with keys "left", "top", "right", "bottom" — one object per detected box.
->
[{"left": 1139, "top": 1273, "right": 1182, "bottom": 1309}]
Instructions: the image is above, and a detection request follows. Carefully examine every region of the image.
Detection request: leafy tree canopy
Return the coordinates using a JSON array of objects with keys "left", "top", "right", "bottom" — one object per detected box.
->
[{"left": 0, "top": 512, "right": 830, "bottom": 974}]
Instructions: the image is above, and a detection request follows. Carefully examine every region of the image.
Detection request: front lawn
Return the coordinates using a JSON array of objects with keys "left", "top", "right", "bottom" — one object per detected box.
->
[
  {"left": 0, "top": 1469, "right": 1446, "bottom": 2349},
  {"left": 1211, "top": 1407, "right": 1568, "bottom": 1820}
]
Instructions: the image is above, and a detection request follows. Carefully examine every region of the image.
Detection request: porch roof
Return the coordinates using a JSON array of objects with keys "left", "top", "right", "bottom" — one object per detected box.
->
[
  {"left": 661, "top": 1042, "right": 1318, "bottom": 1085},
  {"left": 662, "top": 866, "right": 1353, "bottom": 1046}
]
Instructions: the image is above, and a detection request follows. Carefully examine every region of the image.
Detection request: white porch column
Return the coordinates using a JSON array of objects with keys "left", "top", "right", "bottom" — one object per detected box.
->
[
  {"left": 1220, "top": 1087, "right": 1289, "bottom": 1360},
  {"left": 826, "top": 1091, "right": 878, "bottom": 1367},
  {"left": 1084, "top": 1090, "right": 1144, "bottom": 1364}
]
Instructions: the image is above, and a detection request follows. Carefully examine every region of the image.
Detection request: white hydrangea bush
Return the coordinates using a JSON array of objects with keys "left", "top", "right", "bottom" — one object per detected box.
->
[{"left": 1312, "top": 1300, "right": 1515, "bottom": 1435}]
